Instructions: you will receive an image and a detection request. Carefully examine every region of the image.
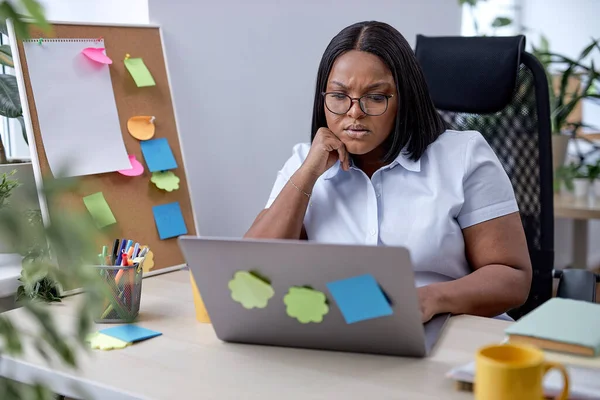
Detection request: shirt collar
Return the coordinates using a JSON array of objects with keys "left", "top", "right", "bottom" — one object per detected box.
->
[{"left": 323, "top": 148, "right": 421, "bottom": 180}]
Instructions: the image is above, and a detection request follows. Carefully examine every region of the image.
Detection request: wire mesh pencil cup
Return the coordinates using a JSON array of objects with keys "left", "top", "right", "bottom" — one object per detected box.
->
[{"left": 93, "top": 262, "right": 143, "bottom": 323}]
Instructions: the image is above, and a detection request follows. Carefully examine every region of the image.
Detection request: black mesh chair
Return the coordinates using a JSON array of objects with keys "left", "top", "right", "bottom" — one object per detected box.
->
[{"left": 414, "top": 35, "right": 555, "bottom": 319}]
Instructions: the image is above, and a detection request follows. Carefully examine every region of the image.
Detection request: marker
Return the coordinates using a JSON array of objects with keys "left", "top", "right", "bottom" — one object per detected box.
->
[
  {"left": 121, "top": 253, "right": 129, "bottom": 267},
  {"left": 111, "top": 239, "right": 120, "bottom": 266},
  {"left": 139, "top": 247, "right": 149, "bottom": 258},
  {"left": 125, "top": 240, "right": 133, "bottom": 253},
  {"left": 116, "top": 238, "right": 127, "bottom": 266},
  {"left": 132, "top": 243, "right": 140, "bottom": 258}
]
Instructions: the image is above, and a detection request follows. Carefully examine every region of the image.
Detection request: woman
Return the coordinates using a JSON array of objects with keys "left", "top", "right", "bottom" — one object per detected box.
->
[{"left": 245, "top": 21, "right": 532, "bottom": 322}]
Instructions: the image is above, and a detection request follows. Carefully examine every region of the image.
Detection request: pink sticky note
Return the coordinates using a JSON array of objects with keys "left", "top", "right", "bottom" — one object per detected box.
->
[
  {"left": 118, "top": 155, "right": 144, "bottom": 176},
  {"left": 82, "top": 47, "right": 113, "bottom": 65}
]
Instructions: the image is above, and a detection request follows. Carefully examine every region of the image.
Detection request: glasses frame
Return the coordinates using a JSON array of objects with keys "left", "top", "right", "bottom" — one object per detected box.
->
[{"left": 321, "top": 92, "right": 394, "bottom": 116}]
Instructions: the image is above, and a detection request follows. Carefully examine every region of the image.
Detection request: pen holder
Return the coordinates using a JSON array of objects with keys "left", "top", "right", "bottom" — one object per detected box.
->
[{"left": 93, "top": 262, "right": 143, "bottom": 323}]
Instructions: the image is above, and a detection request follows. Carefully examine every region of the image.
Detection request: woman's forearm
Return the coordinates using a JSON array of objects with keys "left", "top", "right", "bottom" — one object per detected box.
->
[
  {"left": 244, "top": 168, "right": 318, "bottom": 240},
  {"left": 430, "top": 264, "right": 530, "bottom": 318}
]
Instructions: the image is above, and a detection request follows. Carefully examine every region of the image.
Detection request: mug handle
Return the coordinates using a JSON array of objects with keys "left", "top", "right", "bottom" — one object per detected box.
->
[{"left": 543, "top": 361, "right": 570, "bottom": 400}]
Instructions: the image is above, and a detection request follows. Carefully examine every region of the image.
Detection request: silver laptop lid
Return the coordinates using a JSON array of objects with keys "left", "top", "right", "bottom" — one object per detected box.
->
[{"left": 179, "top": 236, "right": 442, "bottom": 357}]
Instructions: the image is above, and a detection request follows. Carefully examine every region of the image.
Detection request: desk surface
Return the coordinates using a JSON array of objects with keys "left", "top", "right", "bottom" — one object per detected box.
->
[
  {"left": 0, "top": 270, "right": 511, "bottom": 400},
  {"left": 554, "top": 193, "right": 600, "bottom": 220}
]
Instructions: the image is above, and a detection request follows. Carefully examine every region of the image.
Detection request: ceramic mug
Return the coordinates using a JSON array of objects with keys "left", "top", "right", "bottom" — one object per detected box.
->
[{"left": 475, "top": 343, "right": 569, "bottom": 400}]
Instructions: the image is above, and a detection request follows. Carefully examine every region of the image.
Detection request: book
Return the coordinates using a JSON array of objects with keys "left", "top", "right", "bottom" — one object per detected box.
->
[
  {"left": 446, "top": 360, "right": 600, "bottom": 399},
  {"left": 505, "top": 298, "right": 600, "bottom": 357}
]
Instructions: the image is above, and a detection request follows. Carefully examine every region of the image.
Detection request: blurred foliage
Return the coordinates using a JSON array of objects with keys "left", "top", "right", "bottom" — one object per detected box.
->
[
  {"left": 458, "top": 0, "right": 514, "bottom": 36},
  {"left": 0, "top": 169, "right": 19, "bottom": 208},
  {"left": 0, "top": 175, "right": 106, "bottom": 399}
]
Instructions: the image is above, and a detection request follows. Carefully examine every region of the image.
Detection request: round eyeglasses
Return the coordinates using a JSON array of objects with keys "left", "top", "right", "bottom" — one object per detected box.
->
[{"left": 322, "top": 92, "right": 394, "bottom": 116}]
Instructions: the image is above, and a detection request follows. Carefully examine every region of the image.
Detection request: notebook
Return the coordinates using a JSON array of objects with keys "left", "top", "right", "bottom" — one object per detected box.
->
[{"left": 505, "top": 298, "right": 600, "bottom": 356}]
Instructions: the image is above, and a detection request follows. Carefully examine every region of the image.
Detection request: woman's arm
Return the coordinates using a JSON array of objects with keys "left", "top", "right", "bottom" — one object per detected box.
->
[
  {"left": 244, "top": 128, "right": 350, "bottom": 240},
  {"left": 244, "top": 167, "right": 316, "bottom": 240},
  {"left": 419, "top": 212, "right": 532, "bottom": 321}
]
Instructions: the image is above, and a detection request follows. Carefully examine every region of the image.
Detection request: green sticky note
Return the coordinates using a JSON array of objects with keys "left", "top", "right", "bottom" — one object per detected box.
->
[
  {"left": 86, "top": 332, "right": 130, "bottom": 351},
  {"left": 228, "top": 271, "right": 274, "bottom": 309},
  {"left": 83, "top": 192, "right": 117, "bottom": 228},
  {"left": 283, "top": 287, "right": 329, "bottom": 324},
  {"left": 151, "top": 171, "right": 180, "bottom": 192},
  {"left": 124, "top": 57, "right": 156, "bottom": 87}
]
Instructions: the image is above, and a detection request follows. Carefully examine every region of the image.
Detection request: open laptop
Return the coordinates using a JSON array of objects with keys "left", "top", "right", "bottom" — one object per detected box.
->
[{"left": 178, "top": 236, "right": 451, "bottom": 357}]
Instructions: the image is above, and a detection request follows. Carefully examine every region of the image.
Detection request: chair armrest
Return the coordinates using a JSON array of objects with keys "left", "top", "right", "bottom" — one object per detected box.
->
[{"left": 553, "top": 269, "right": 598, "bottom": 303}]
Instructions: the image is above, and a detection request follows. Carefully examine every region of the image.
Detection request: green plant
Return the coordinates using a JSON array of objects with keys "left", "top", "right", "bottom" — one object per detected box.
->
[
  {"left": 458, "top": 0, "right": 515, "bottom": 36},
  {"left": 0, "top": 177, "right": 105, "bottom": 399},
  {"left": 586, "top": 160, "right": 600, "bottom": 182},
  {"left": 554, "top": 162, "right": 588, "bottom": 192},
  {"left": 0, "top": 169, "right": 18, "bottom": 208},
  {"left": 532, "top": 36, "right": 600, "bottom": 135},
  {"left": 0, "top": 0, "right": 51, "bottom": 163}
]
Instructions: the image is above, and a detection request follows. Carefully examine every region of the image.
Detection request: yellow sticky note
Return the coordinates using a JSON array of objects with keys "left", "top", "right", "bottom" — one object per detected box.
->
[
  {"left": 141, "top": 248, "right": 154, "bottom": 273},
  {"left": 124, "top": 57, "right": 156, "bottom": 87},
  {"left": 86, "top": 332, "right": 130, "bottom": 351},
  {"left": 82, "top": 192, "right": 116, "bottom": 229},
  {"left": 190, "top": 272, "right": 210, "bottom": 323},
  {"left": 127, "top": 116, "right": 156, "bottom": 140}
]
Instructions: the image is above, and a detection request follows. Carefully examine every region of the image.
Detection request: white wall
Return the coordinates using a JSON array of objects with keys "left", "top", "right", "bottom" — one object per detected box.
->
[
  {"left": 149, "top": 0, "right": 462, "bottom": 237},
  {"left": 39, "top": 0, "right": 149, "bottom": 24},
  {"left": 522, "top": 0, "right": 600, "bottom": 269}
]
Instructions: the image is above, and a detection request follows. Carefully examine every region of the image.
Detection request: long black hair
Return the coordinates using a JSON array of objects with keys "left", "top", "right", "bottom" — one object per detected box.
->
[{"left": 311, "top": 21, "right": 446, "bottom": 162}]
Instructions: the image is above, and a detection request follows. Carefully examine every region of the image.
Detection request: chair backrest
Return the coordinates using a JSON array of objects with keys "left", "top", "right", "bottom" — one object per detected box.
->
[{"left": 415, "top": 35, "right": 554, "bottom": 319}]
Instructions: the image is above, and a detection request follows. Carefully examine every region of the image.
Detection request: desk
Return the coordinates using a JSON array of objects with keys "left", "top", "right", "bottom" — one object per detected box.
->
[
  {"left": 554, "top": 193, "right": 600, "bottom": 269},
  {"left": 0, "top": 270, "right": 510, "bottom": 400}
]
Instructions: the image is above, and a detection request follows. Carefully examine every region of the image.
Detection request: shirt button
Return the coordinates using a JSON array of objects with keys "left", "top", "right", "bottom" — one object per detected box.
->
[
  {"left": 376, "top": 192, "right": 381, "bottom": 198},
  {"left": 370, "top": 229, "right": 377, "bottom": 236}
]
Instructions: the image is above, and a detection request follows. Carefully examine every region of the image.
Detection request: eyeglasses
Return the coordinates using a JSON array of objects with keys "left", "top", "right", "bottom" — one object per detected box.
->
[{"left": 322, "top": 92, "right": 394, "bottom": 116}]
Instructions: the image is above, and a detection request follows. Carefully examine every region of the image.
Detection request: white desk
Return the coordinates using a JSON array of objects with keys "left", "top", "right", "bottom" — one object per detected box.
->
[{"left": 0, "top": 270, "right": 511, "bottom": 400}]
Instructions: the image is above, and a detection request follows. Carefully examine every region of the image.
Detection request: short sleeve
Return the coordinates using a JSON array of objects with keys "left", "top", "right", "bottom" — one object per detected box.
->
[
  {"left": 457, "top": 133, "right": 519, "bottom": 229},
  {"left": 265, "top": 143, "right": 310, "bottom": 209}
]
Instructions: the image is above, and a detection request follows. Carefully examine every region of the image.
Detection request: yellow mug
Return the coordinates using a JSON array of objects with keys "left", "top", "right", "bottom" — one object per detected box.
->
[{"left": 475, "top": 343, "right": 570, "bottom": 400}]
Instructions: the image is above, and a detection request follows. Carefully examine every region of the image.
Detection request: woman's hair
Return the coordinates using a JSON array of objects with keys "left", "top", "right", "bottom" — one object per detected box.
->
[{"left": 311, "top": 21, "right": 446, "bottom": 162}]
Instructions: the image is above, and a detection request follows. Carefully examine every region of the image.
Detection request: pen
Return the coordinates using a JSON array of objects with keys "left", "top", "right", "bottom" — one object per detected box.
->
[
  {"left": 125, "top": 240, "right": 133, "bottom": 253},
  {"left": 132, "top": 243, "right": 140, "bottom": 258},
  {"left": 111, "top": 239, "right": 120, "bottom": 266},
  {"left": 121, "top": 253, "right": 129, "bottom": 267},
  {"left": 116, "top": 238, "right": 127, "bottom": 266}
]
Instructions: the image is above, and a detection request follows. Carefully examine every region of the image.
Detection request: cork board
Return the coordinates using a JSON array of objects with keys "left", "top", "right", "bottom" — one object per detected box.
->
[{"left": 13, "top": 23, "right": 197, "bottom": 278}]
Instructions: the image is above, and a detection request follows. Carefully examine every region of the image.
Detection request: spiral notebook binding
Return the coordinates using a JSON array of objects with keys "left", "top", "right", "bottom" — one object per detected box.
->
[{"left": 23, "top": 38, "right": 104, "bottom": 43}]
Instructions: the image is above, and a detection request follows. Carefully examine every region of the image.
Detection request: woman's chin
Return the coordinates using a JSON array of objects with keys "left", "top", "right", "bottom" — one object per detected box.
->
[{"left": 343, "top": 141, "right": 376, "bottom": 156}]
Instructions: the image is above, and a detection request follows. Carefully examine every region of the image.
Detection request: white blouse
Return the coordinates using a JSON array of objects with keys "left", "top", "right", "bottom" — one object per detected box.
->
[{"left": 265, "top": 130, "right": 519, "bottom": 282}]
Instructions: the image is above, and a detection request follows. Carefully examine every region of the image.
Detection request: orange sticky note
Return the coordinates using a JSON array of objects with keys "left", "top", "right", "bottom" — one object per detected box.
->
[
  {"left": 127, "top": 116, "right": 156, "bottom": 140},
  {"left": 190, "top": 272, "right": 210, "bottom": 323}
]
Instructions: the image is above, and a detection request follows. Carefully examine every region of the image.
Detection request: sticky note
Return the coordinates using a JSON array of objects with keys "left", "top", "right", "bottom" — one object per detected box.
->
[
  {"left": 118, "top": 154, "right": 144, "bottom": 176},
  {"left": 228, "top": 271, "right": 274, "bottom": 309},
  {"left": 82, "top": 47, "right": 113, "bottom": 64},
  {"left": 190, "top": 272, "right": 210, "bottom": 323},
  {"left": 140, "top": 138, "right": 177, "bottom": 172},
  {"left": 151, "top": 171, "right": 180, "bottom": 191},
  {"left": 86, "top": 332, "right": 130, "bottom": 350},
  {"left": 283, "top": 287, "right": 329, "bottom": 323},
  {"left": 124, "top": 57, "right": 156, "bottom": 87},
  {"left": 99, "top": 325, "right": 162, "bottom": 343},
  {"left": 152, "top": 202, "right": 187, "bottom": 240},
  {"left": 82, "top": 192, "right": 117, "bottom": 229},
  {"left": 127, "top": 116, "right": 155, "bottom": 140},
  {"left": 141, "top": 248, "right": 154, "bottom": 273},
  {"left": 326, "top": 274, "right": 393, "bottom": 324}
]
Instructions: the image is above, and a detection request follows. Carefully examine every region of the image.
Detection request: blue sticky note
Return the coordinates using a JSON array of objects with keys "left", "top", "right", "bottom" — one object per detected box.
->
[
  {"left": 152, "top": 202, "right": 188, "bottom": 240},
  {"left": 326, "top": 274, "right": 393, "bottom": 324},
  {"left": 99, "top": 325, "right": 162, "bottom": 343},
  {"left": 140, "top": 138, "right": 178, "bottom": 172}
]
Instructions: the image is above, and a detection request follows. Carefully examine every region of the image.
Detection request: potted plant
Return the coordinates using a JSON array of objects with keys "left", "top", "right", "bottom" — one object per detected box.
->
[
  {"left": 588, "top": 160, "right": 600, "bottom": 200},
  {"left": 532, "top": 36, "right": 600, "bottom": 174},
  {"left": 554, "top": 162, "right": 590, "bottom": 198}
]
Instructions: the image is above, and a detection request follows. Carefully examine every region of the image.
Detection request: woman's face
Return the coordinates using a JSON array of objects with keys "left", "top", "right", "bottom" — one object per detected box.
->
[{"left": 324, "top": 50, "right": 398, "bottom": 156}]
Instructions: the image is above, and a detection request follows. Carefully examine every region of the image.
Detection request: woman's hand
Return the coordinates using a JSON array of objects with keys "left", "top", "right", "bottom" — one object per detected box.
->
[
  {"left": 300, "top": 128, "right": 350, "bottom": 177},
  {"left": 417, "top": 285, "right": 442, "bottom": 323}
]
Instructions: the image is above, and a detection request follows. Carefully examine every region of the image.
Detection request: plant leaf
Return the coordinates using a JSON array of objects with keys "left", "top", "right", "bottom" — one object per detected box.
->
[
  {"left": 491, "top": 17, "right": 512, "bottom": 28},
  {"left": 0, "top": 45, "right": 13, "bottom": 68},
  {"left": 0, "top": 74, "right": 21, "bottom": 118},
  {"left": 20, "top": 0, "right": 50, "bottom": 34},
  {"left": 0, "top": 3, "right": 28, "bottom": 39},
  {"left": 16, "top": 116, "right": 27, "bottom": 145},
  {"left": 458, "top": 0, "right": 480, "bottom": 5},
  {"left": 578, "top": 38, "right": 599, "bottom": 61}
]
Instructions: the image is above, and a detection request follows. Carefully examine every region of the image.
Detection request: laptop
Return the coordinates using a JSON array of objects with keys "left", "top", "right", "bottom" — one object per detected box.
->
[{"left": 178, "top": 236, "right": 451, "bottom": 357}]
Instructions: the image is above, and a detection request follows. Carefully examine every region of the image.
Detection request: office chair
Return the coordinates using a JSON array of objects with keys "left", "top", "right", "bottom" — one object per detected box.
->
[{"left": 415, "top": 34, "right": 597, "bottom": 318}]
